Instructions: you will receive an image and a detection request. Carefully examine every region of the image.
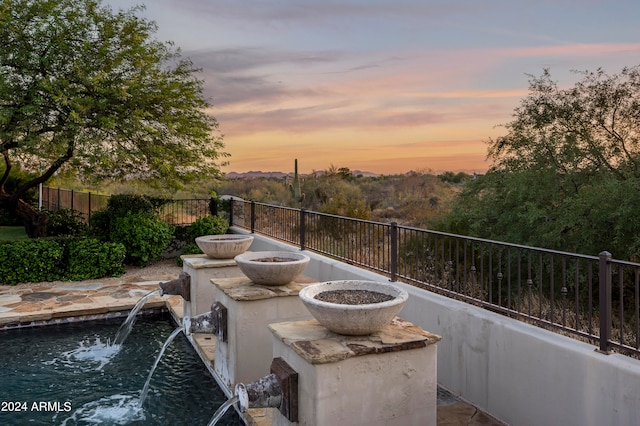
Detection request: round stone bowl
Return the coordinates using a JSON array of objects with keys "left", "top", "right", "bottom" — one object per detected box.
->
[
  {"left": 299, "top": 280, "right": 408, "bottom": 336},
  {"left": 234, "top": 251, "right": 310, "bottom": 286},
  {"left": 195, "top": 234, "right": 254, "bottom": 259}
]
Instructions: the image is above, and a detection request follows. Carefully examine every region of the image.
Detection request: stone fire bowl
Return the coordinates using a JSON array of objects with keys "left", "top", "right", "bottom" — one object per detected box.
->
[
  {"left": 195, "top": 234, "right": 254, "bottom": 259},
  {"left": 234, "top": 251, "right": 310, "bottom": 286},
  {"left": 299, "top": 280, "right": 409, "bottom": 336}
]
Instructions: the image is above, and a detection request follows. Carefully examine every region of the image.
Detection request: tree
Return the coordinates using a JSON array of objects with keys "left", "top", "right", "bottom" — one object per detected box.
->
[
  {"left": 439, "top": 66, "right": 640, "bottom": 259},
  {"left": 488, "top": 66, "right": 640, "bottom": 182},
  {"left": 0, "top": 0, "right": 227, "bottom": 237}
]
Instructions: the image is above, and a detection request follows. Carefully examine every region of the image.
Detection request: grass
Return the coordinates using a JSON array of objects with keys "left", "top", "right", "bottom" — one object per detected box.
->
[{"left": 0, "top": 226, "right": 28, "bottom": 241}]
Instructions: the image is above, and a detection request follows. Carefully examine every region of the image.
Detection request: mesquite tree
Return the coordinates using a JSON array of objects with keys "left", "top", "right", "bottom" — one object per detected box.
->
[
  {"left": 0, "top": 0, "right": 227, "bottom": 237},
  {"left": 440, "top": 66, "right": 640, "bottom": 259}
]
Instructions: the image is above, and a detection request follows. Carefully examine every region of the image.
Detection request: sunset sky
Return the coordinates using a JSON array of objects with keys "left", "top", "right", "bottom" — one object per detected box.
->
[{"left": 106, "top": 0, "right": 640, "bottom": 175}]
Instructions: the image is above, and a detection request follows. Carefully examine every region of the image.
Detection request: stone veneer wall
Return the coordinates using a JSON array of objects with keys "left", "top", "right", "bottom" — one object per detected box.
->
[{"left": 232, "top": 226, "right": 640, "bottom": 426}]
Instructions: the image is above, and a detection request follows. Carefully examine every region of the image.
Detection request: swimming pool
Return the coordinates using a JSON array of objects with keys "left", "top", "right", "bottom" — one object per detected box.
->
[{"left": 0, "top": 315, "right": 243, "bottom": 425}]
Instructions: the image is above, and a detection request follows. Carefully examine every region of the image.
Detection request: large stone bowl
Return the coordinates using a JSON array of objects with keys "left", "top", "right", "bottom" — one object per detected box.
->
[
  {"left": 195, "top": 234, "right": 254, "bottom": 259},
  {"left": 234, "top": 251, "right": 310, "bottom": 286},
  {"left": 299, "top": 280, "right": 408, "bottom": 335}
]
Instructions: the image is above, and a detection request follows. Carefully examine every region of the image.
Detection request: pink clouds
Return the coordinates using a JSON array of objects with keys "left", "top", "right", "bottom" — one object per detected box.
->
[{"left": 102, "top": 0, "right": 640, "bottom": 175}]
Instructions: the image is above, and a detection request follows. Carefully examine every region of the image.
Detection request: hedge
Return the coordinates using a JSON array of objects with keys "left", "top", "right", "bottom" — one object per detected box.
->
[
  {"left": 65, "top": 238, "right": 126, "bottom": 281},
  {"left": 0, "top": 239, "right": 64, "bottom": 284},
  {"left": 0, "top": 237, "right": 126, "bottom": 285}
]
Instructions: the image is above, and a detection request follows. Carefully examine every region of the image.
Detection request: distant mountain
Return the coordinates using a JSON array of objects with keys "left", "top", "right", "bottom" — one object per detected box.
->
[
  {"left": 351, "top": 170, "right": 380, "bottom": 177},
  {"left": 226, "top": 171, "right": 291, "bottom": 179},
  {"left": 226, "top": 170, "right": 380, "bottom": 179}
]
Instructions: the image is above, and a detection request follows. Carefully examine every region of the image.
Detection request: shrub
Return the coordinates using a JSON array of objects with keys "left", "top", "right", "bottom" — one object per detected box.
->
[
  {"left": 188, "top": 215, "right": 228, "bottom": 240},
  {"left": 66, "top": 238, "right": 126, "bottom": 280},
  {"left": 0, "top": 237, "right": 126, "bottom": 284},
  {"left": 110, "top": 213, "right": 174, "bottom": 266},
  {"left": 88, "top": 209, "right": 111, "bottom": 237},
  {"left": 89, "top": 194, "right": 171, "bottom": 237},
  {"left": 173, "top": 225, "right": 191, "bottom": 242},
  {"left": 106, "top": 193, "right": 156, "bottom": 217},
  {"left": 0, "top": 239, "right": 64, "bottom": 284},
  {"left": 46, "top": 208, "right": 89, "bottom": 236}
]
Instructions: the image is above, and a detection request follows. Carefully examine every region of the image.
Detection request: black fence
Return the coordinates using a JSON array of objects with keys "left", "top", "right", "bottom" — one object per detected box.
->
[
  {"left": 230, "top": 199, "right": 640, "bottom": 359},
  {"left": 40, "top": 187, "right": 211, "bottom": 226},
  {"left": 40, "top": 188, "right": 640, "bottom": 358}
]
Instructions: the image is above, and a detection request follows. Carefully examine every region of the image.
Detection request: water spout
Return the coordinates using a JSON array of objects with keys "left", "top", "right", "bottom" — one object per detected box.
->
[
  {"left": 183, "top": 311, "right": 215, "bottom": 335},
  {"left": 158, "top": 272, "right": 191, "bottom": 301},
  {"left": 231, "top": 357, "right": 298, "bottom": 422},
  {"left": 182, "top": 302, "right": 227, "bottom": 341},
  {"left": 234, "top": 373, "right": 283, "bottom": 413}
]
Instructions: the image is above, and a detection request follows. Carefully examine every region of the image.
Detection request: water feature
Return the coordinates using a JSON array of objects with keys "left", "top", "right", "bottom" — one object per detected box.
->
[
  {"left": 138, "top": 326, "right": 184, "bottom": 408},
  {"left": 0, "top": 315, "right": 243, "bottom": 425},
  {"left": 207, "top": 395, "right": 239, "bottom": 426},
  {"left": 234, "top": 250, "right": 310, "bottom": 285},
  {"left": 113, "top": 288, "right": 161, "bottom": 346}
]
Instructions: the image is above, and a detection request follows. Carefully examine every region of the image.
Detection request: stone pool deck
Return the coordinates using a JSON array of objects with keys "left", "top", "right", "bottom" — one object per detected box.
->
[{"left": 0, "top": 267, "right": 503, "bottom": 426}]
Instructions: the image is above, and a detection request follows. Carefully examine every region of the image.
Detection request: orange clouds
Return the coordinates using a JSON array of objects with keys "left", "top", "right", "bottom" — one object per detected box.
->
[
  {"left": 102, "top": 0, "right": 640, "bottom": 175},
  {"left": 219, "top": 117, "right": 495, "bottom": 175},
  {"left": 200, "top": 40, "right": 640, "bottom": 176}
]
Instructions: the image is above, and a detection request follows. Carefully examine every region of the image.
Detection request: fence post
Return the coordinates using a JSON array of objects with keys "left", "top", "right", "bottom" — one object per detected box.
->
[
  {"left": 70, "top": 189, "right": 74, "bottom": 211},
  {"left": 209, "top": 196, "right": 218, "bottom": 216},
  {"left": 250, "top": 201, "right": 256, "bottom": 233},
  {"left": 57, "top": 187, "right": 61, "bottom": 210},
  {"left": 228, "top": 199, "right": 234, "bottom": 227},
  {"left": 300, "top": 208, "right": 306, "bottom": 251},
  {"left": 88, "top": 192, "right": 92, "bottom": 222},
  {"left": 598, "top": 251, "right": 612, "bottom": 354},
  {"left": 390, "top": 222, "right": 398, "bottom": 282}
]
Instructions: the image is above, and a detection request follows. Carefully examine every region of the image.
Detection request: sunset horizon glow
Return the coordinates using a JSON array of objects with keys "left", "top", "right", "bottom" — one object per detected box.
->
[{"left": 105, "top": 0, "right": 640, "bottom": 175}]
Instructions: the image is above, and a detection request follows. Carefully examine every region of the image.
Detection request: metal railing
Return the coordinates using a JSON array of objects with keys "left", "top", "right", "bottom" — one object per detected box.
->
[
  {"left": 156, "top": 198, "right": 211, "bottom": 226},
  {"left": 231, "top": 199, "right": 640, "bottom": 358},
  {"left": 40, "top": 187, "right": 211, "bottom": 226}
]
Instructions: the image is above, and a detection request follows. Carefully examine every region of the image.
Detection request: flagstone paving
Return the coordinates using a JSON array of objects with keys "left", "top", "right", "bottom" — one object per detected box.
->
[
  {"left": 0, "top": 267, "right": 177, "bottom": 329},
  {"left": 0, "top": 259, "right": 504, "bottom": 425}
]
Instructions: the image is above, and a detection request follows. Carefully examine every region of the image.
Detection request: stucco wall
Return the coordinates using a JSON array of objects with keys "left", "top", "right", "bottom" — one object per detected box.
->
[{"left": 234, "top": 228, "right": 640, "bottom": 426}]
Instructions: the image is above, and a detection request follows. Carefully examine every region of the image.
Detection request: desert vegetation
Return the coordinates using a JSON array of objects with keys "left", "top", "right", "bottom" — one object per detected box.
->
[
  {"left": 212, "top": 166, "right": 469, "bottom": 230},
  {"left": 439, "top": 67, "right": 640, "bottom": 261}
]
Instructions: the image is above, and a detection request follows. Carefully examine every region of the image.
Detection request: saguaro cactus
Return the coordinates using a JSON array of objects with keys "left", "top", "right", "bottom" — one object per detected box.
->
[{"left": 289, "top": 159, "right": 305, "bottom": 204}]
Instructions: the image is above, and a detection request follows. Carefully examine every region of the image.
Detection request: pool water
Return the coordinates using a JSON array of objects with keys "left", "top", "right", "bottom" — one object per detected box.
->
[{"left": 0, "top": 315, "right": 243, "bottom": 425}]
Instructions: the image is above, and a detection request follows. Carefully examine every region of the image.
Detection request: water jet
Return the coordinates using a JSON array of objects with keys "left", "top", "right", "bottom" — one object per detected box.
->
[{"left": 113, "top": 288, "right": 161, "bottom": 346}]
